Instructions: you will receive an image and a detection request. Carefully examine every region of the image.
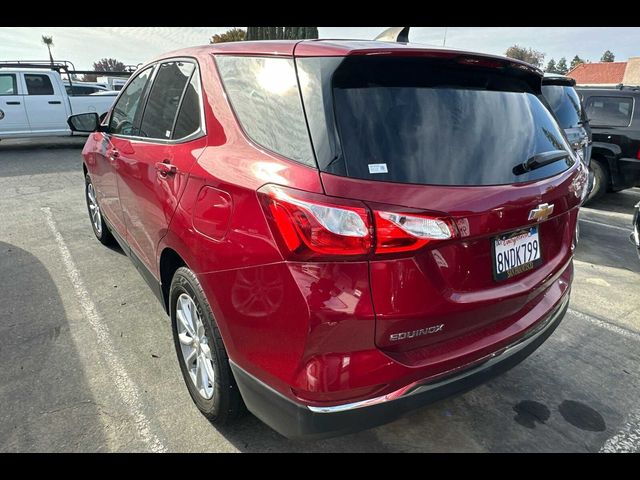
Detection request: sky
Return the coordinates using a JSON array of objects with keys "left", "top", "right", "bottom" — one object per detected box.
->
[{"left": 1, "top": 27, "right": 639, "bottom": 70}]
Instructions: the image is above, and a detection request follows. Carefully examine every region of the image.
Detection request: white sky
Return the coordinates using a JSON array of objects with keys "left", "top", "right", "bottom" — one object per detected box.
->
[{"left": 1, "top": 27, "right": 638, "bottom": 70}]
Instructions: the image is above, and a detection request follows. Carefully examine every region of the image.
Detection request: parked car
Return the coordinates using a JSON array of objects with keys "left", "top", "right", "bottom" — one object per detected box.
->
[
  {"left": 0, "top": 68, "right": 116, "bottom": 140},
  {"left": 576, "top": 85, "right": 640, "bottom": 201},
  {"left": 542, "top": 73, "right": 593, "bottom": 201},
  {"left": 64, "top": 82, "right": 111, "bottom": 96},
  {"left": 68, "top": 40, "right": 587, "bottom": 439}
]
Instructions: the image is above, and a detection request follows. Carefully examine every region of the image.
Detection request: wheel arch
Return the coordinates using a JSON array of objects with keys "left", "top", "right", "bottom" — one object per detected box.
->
[{"left": 159, "top": 247, "right": 187, "bottom": 313}]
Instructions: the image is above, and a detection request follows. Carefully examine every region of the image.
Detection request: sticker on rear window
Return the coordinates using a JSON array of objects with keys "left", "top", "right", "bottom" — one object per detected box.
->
[{"left": 368, "top": 163, "right": 388, "bottom": 174}]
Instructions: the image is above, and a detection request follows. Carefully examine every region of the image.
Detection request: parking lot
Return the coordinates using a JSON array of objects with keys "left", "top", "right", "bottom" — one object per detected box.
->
[{"left": 0, "top": 137, "right": 639, "bottom": 452}]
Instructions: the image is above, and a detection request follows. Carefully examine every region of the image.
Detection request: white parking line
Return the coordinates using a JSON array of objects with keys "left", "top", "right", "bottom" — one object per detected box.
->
[
  {"left": 567, "top": 308, "right": 640, "bottom": 453},
  {"left": 42, "top": 207, "right": 167, "bottom": 453},
  {"left": 578, "top": 218, "right": 631, "bottom": 233},
  {"left": 601, "top": 411, "right": 640, "bottom": 453},
  {"left": 580, "top": 208, "right": 633, "bottom": 221},
  {"left": 568, "top": 308, "right": 640, "bottom": 342}
]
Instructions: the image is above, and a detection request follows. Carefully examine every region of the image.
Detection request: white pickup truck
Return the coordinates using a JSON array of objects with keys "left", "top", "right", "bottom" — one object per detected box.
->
[{"left": 0, "top": 69, "right": 117, "bottom": 140}]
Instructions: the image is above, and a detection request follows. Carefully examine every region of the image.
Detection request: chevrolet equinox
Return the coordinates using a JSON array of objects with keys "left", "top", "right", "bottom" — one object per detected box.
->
[{"left": 68, "top": 39, "right": 587, "bottom": 439}]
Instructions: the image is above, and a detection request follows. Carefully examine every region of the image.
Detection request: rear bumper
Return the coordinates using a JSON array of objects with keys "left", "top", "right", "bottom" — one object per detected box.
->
[{"left": 231, "top": 291, "right": 570, "bottom": 439}]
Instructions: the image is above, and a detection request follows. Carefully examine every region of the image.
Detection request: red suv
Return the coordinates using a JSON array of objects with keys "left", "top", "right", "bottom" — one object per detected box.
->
[{"left": 68, "top": 39, "right": 587, "bottom": 439}]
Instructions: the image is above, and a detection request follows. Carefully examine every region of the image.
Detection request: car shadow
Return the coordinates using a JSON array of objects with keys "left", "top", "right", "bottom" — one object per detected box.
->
[{"left": 0, "top": 241, "right": 108, "bottom": 452}]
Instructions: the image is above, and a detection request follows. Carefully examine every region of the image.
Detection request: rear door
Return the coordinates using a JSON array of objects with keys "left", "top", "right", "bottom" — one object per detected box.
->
[
  {"left": 300, "top": 55, "right": 584, "bottom": 353},
  {"left": 22, "top": 72, "right": 69, "bottom": 134},
  {"left": 113, "top": 59, "right": 206, "bottom": 276},
  {"left": 0, "top": 72, "right": 29, "bottom": 136}
]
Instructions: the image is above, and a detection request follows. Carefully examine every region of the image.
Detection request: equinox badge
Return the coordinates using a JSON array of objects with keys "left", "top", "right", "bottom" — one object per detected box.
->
[{"left": 389, "top": 324, "right": 444, "bottom": 342}]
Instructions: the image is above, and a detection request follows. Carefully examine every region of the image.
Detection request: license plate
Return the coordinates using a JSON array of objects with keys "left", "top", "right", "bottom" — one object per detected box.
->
[{"left": 492, "top": 227, "right": 543, "bottom": 281}]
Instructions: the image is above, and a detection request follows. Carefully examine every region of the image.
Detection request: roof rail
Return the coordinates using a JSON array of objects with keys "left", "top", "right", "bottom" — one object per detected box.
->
[{"left": 0, "top": 60, "right": 134, "bottom": 89}]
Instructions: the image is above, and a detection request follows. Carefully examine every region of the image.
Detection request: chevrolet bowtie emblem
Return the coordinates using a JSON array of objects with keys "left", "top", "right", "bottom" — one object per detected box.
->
[{"left": 528, "top": 203, "right": 554, "bottom": 221}]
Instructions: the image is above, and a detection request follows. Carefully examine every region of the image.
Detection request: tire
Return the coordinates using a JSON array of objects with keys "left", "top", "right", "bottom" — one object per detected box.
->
[
  {"left": 169, "top": 267, "right": 244, "bottom": 425},
  {"left": 85, "top": 173, "right": 115, "bottom": 246},
  {"left": 585, "top": 160, "right": 609, "bottom": 204}
]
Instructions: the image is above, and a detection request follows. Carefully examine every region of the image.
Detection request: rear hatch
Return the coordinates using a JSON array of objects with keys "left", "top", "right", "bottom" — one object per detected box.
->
[{"left": 297, "top": 53, "right": 586, "bottom": 353}]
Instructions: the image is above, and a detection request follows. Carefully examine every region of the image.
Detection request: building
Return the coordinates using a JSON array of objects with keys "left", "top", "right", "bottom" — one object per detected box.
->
[{"left": 567, "top": 58, "right": 640, "bottom": 86}]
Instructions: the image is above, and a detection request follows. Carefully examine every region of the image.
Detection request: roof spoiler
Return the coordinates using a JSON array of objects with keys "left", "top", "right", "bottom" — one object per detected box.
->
[{"left": 374, "top": 27, "right": 410, "bottom": 43}]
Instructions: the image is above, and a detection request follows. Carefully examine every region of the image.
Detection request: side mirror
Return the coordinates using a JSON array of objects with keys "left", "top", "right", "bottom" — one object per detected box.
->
[{"left": 67, "top": 112, "right": 100, "bottom": 133}]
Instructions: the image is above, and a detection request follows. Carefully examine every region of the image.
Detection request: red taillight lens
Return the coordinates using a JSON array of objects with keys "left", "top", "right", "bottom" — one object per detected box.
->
[
  {"left": 258, "top": 185, "right": 372, "bottom": 260},
  {"left": 374, "top": 211, "right": 456, "bottom": 254},
  {"left": 258, "top": 184, "right": 457, "bottom": 260},
  {"left": 636, "top": 147, "right": 640, "bottom": 160}
]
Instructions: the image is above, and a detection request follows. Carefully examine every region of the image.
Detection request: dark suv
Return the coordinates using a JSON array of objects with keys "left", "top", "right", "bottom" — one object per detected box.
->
[{"left": 577, "top": 85, "right": 640, "bottom": 201}]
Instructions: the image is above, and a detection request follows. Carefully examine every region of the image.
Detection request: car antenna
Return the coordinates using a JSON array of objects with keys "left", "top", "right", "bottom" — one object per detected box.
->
[{"left": 374, "top": 27, "right": 410, "bottom": 43}]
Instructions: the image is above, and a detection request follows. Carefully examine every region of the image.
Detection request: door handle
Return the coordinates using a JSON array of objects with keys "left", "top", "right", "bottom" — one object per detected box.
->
[
  {"left": 155, "top": 161, "right": 177, "bottom": 176},
  {"left": 48, "top": 101, "right": 62, "bottom": 105},
  {"left": 5, "top": 101, "right": 20, "bottom": 105},
  {"left": 109, "top": 150, "right": 120, "bottom": 162}
]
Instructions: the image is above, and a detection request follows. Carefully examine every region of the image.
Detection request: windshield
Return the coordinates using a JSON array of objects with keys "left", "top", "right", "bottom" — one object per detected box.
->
[
  {"left": 328, "top": 58, "right": 573, "bottom": 186},
  {"left": 542, "top": 84, "right": 583, "bottom": 129}
]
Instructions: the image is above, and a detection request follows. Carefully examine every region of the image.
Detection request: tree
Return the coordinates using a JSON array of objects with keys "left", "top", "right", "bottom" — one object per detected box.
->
[
  {"left": 601, "top": 50, "right": 615, "bottom": 62},
  {"left": 246, "top": 27, "right": 319, "bottom": 40},
  {"left": 82, "top": 58, "right": 126, "bottom": 82},
  {"left": 545, "top": 59, "right": 557, "bottom": 74},
  {"left": 570, "top": 55, "right": 585, "bottom": 71},
  {"left": 556, "top": 57, "right": 568, "bottom": 75},
  {"left": 210, "top": 28, "right": 246, "bottom": 43},
  {"left": 41, "top": 35, "right": 54, "bottom": 67},
  {"left": 504, "top": 45, "right": 545, "bottom": 68}
]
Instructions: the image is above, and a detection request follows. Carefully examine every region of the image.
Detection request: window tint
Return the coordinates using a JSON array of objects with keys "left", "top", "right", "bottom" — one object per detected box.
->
[
  {"left": 139, "top": 61, "right": 194, "bottom": 139},
  {"left": 173, "top": 73, "right": 201, "bottom": 139},
  {"left": 215, "top": 56, "right": 315, "bottom": 167},
  {"left": 0, "top": 74, "right": 17, "bottom": 95},
  {"left": 109, "top": 67, "right": 153, "bottom": 136},
  {"left": 330, "top": 57, "right": 573, "bottom": 186},
  {"left": 24, "top": 74, "right": 54, "bottom": 95},
  {"left": 542, "top": 85, "right": 582, "bottom": 129},
  {"left": 586, "top": 96, "right": 633, "bottom": 127}
]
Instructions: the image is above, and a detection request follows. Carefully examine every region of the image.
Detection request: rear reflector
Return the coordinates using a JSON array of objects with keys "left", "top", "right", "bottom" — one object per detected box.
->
[{"left": 258, "top": 184, "right": 457, "bottom": 260}]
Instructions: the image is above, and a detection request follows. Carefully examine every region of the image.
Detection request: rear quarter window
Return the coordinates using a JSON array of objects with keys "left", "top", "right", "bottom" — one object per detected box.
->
[
  {"left": 214, "top": 55, "right": 315, "bottom": 167},
  {"left": 541, "top": 85, "right": 583, "bottom": 129},
  {"left": 585, "top": 96, "right": 633, "bottom": 127}
]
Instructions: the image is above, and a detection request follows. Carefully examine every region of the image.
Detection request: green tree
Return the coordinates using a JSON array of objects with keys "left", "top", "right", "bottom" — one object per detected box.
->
[
  {"left": 601, "top": 50, "right": 615, "bottom": 62},
  {"left": 41, "top": 35, "right": 54, "bottom": 67},
  {"left": 246, "top": 27, "right": 319, "bottom": 40},
  {"left": 504, "top": 45, "right": 545, "bottom": 68},
  {"left": 570, "top": 55, "right": 585, "bottom": 71},
  {"left": 210, "top": 28, "right": 246, "bottom": 43},
  {"left": 82, "top": 58, "right": 126, "bottom": 82},
  {"left": 556, "top": 57, "right": 568, "bottom": 75},
  {"left": 545, "top": 58, "right": 557, "bottom": 74}
]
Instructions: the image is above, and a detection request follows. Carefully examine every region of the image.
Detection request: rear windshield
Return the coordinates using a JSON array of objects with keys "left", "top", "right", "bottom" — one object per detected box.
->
[
  {"left": 541, "top": 84, "right": 583, "bottom": 129},
  {"left": 324, "top": 57, "right": 573, "bottom": 186}
]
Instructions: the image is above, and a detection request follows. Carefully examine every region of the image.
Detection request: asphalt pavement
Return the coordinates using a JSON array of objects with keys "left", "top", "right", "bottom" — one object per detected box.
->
[{"left": 0, "top": 137, "right": 638, "bottom": 452}]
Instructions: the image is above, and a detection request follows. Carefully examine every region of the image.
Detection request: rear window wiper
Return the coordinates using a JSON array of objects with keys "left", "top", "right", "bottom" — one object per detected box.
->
[{"left": 513, "top": 150, "right": 570, "bottom": 175}]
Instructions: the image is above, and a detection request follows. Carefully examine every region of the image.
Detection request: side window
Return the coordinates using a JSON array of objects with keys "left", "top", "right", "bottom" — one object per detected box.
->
[
  {"left": 0, "top": 74, "right": 17, "bottom": 95},
  {"left": 24, "top": 74, "right": 54, "bottom": 95},
  {"left": 586, "top": 96, "right": 633, "bottom": 127},
  {"left": 215, "top": 56, "right": 315, "bottom": 166},
  {"left": 172, "top": 73, "right": 202, "bottom": 139},
  {"left": 109, "top": 67, "right": 153, "bottom": 136},
  {"left": 139, "top": 61, "right": 195, "bottom": 139}
]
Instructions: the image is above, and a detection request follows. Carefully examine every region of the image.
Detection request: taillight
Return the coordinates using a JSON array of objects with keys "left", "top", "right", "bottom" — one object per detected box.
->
[
  {"left": 257, "top": 185, "right": 372, "bottom": 260},
  {"left": 374, "top": 211, "right": 456, "bottom": 254},
  {"left": 258, "top": 184, "right": 457, "bottom": 260},
  {"left": 636, "top": 147, "right": 640, "bottom": 160}
]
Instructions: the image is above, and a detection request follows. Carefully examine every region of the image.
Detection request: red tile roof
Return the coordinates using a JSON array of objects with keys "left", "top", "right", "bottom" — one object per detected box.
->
[{"left": 567, "top": 62, "right": 627, "bottom": 85}]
